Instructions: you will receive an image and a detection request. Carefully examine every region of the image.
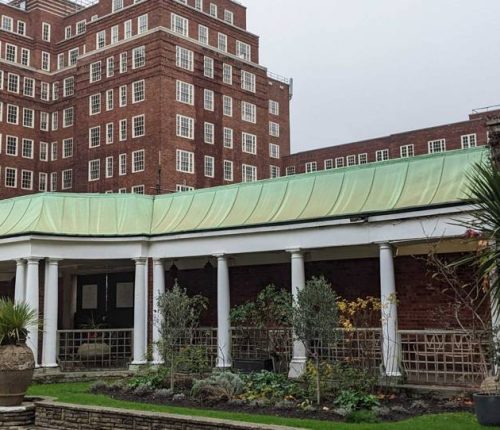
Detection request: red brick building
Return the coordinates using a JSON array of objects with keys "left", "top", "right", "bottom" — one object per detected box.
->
[
  {"left": 1, "top": 0, "right": 499, "bottom": 202},
  {"left": 283, "top": 108, "right": 500, "bottom": 175},
  {"left": 0, "top": 0, "right": 291, "bottom": 198}
]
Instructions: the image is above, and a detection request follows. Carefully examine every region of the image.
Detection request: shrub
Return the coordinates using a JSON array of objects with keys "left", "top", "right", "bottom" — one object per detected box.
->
[
  {"left": 89, "top": 381, "right": 108, "bottom": 394},
  {"left": 154, "top": 388, "right": 174, "bottom": 400},
  {"left": 157, "top": 282, "right": 208, "bottom": 390},
  {"left": 242, "top": 371, "right": 304, "bottom": 401},
  {"left": 334, "top": 389, "right": 380, "bottom": 411},
  {"left": 176, "top": 345, "right": 210, "bottom": 375},
  {"left": 128, "top": 367, "right": 170, "bottom": 389},
  {"left": 133, "top": 383, "right": 154, "bottom": 396},
  {"left": 303, "top": 361, "right": 378, "bottom": 402},
  {"left": 292, "top": 276, "right": 340, "bottom": 404},
  {"left": 191, "top": 372, "right": 244, "bottom": 402}
]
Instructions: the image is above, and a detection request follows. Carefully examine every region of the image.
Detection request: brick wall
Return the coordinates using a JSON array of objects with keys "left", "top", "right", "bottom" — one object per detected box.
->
[
  {"left": 170, "top": 255, "right": 488, "bottom": 330},
  {"left": 0, "top": 0, "right": 290, "bottom": 197},
  {"left": 282, "top": 111, "right": 498, "bottom": 175}
]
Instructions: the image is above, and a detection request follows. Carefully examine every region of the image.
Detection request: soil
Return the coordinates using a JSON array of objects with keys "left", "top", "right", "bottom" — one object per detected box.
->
[{"left": 97, "top": 389, "right": 475, "bottom": 423}]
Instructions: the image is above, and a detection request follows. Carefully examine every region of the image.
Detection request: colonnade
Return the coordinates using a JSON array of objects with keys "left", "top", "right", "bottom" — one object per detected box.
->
[{"left": 13, "top": 243, "right": 401, "bottom": 377}]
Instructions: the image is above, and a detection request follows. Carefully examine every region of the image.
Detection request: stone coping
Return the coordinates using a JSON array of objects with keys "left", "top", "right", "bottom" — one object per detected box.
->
[{"left": 34, "top": 399, "right": 302, "bottom": 430}]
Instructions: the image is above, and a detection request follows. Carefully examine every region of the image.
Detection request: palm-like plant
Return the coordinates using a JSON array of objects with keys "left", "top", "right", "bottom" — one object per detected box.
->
[
  {"left": 0, "top": 299, "right": 37, "bottom": 346},
  {"left": 463, "top": 160, "right": 500, "bottom": 304}
]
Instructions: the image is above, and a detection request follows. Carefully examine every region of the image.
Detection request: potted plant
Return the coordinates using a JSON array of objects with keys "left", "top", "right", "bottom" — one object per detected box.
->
[
  {"left": 473, "top": 334, "right": 500, "bottom": 426},
  {"left": 0, "top": 298, "right": 37, "bottom": 407},
  {"left": 458, "top": 153, "right": 500, "bottom": 426},
  {"left": 77, "top": 315, "right": 111, "bottom": 362}
]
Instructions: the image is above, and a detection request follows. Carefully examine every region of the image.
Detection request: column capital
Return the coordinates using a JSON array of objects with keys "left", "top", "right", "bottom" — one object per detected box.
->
[
  {"left": 26, "top": 257, "right": 43, "bottom": 264},
  {"left": 133, "top": 257, "right": 148, "bottom": 265},
  {"left": 152, "top": 258, "right": 164, "bottom": 265},
  {"left": 377, "top": 242, "right": 393, "bottom": 251},
  {"left": 286, "top": 248, "right": 304, "bottom": 256},
  {"left": 47, "top": 258, "right": 63, "bottom": 265},
  {"left": 15, "top": 258, "right": 26, "bottom": 265},
  {"left": 213, "top": 253, "right": 227, "bottom": 260}
]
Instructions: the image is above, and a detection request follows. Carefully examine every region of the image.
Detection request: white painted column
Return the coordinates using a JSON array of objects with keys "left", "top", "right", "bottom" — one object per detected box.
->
[
  {"left": 215, "top": 254, "right": 232, "bottom": 368},
  {"left": 42, "top": 258, "right": 61, "bottom": 368},
  {"left": 288, "top": 249, "right": 307, "bottom": 378},
  {"left": 379, "top": 243, "right": 401, "bottom": 377},
  {"left": 14, "top": 259, "right": 26, "bottom": 303},
  {"left": 25, "top": 257, "right": 41, "bottom": 366},
  {"left": 152, "top": 258, "right": 165, "bottom": 364},
  {"left": 132, "top": 257, "right": 148, "bottom": 365}
]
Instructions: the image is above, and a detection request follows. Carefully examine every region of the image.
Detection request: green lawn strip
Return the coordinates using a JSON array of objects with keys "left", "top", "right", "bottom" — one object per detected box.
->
[{"left": 28, "top": 382, "right": 491, "bottom": 430}]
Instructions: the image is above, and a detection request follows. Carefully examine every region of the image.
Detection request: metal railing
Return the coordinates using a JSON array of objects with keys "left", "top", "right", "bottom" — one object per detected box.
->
[
  {"left": 312, "top": 328, "right": 382, "bottom": 372},
  {"left": 57, "top": 329, "right": 133, "bottom": 371},
  {"left": 267, "top": 71, "right": 291, "bottom": 85},
  {"left": 399, "top": 330, "right": 489, "bottom": 386},
  {"left": 56, "top": 327, "right": 491, "bottom": 386}
]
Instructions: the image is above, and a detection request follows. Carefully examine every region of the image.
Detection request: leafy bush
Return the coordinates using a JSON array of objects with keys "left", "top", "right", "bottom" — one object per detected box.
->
[
  {"left": 133, "top": 383, "right": 154, "bottom": 396},
  {"left": 230, "top": 285, "right": 292, "bottom": 328},
  {"left": 128, "top": 367, "right": 170, "bottom": 390},
  {"left": 241, "top": 371, "right": 304, "bottom": 401},
  {"left": 176, "top": 345, "right": 210, "bottom": 375},
  {"left": 154, "top": 388, "right": 174, "bottom": 400},
  {"left": 303, "top": 361, "right": 378, "bottom": 402},
  {"left": 345, "top": 409, "right": 380, "bottom": 423},
  {"left": 334, "top": 389, "right": 380, "bottom": 411},
  {"left": 191, "top": 372, "right": 244, "bottom": 402}
]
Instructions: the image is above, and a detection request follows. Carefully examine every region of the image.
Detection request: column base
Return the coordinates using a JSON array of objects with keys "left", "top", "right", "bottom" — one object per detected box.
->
[
  {"left": 34, "top": 366, "right": 60, "bottom": 377},
  {"left": 379, "top": 372, "right": 403, "bottom": 386},
  {"left": 129, "top": 362, "right": 148, "bottom": 372},
  {"left": 288, "top": 358, "right": 307, "bottom": 379}
]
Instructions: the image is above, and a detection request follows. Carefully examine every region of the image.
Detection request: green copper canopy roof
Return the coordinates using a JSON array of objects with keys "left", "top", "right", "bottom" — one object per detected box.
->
[{"left": 0, "top": 148, "right": 486, "bottom": 238}]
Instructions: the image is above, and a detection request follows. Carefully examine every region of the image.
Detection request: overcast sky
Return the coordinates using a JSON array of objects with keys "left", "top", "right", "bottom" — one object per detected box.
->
[{"left": 243, "top": 0, "right": 500, "bottom": 153}]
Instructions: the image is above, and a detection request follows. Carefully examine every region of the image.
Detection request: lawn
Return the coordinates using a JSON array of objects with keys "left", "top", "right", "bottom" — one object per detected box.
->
[{"left": 28, "top": 382, "right": 495, "bottom": 430}]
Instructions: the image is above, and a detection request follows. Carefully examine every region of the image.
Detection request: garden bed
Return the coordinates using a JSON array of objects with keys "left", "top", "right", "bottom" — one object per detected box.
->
[{"left": 91, "top": 378, "right": 474, "bottom": 424}]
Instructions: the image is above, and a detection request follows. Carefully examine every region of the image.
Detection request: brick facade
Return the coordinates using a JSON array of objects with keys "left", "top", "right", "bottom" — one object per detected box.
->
[
  {"left": 0, "top": 0, "right": 291, "bottom": 198},
  {"left": 3, "top": 0, "right": 498, "bottom": 201},
  {"left": 168, "top": 256, "right": 486, "bottom": 330},
  {"left": 283, "top": 109, "right": 500, "bottom": 175}
]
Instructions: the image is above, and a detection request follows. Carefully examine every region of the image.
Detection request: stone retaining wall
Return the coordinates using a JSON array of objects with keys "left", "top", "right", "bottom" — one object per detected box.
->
[
  {"left": 35, "top": 401, "right": 299, "bottom": 430},
  {"left": 0, "top": 404, "right": 35, "bottom": 428}
]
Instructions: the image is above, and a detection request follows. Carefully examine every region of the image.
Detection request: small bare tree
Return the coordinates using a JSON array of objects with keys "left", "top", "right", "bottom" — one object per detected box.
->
[
  {"left": 156, "top": 281, "right": 208, "bottom": 390},
  {"left": 425, "top": 251, "right": 496, "bottom": 380},
  {"left": 292, "top": 276, "right": 339, "bottom": 405}
]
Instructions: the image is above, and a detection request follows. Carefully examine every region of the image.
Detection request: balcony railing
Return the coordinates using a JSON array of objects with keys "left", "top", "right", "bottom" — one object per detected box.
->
[{"left": 57, "top": 329, "right": 133, "bottom": 371}]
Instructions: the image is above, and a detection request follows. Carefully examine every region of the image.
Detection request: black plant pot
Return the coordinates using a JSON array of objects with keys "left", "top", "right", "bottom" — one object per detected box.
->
[
  {"left": 473, "top": 393, "right": 500, "bottom": 426},
  {"left": 233, "top": 358, "right": 274, "bottom": 373}
]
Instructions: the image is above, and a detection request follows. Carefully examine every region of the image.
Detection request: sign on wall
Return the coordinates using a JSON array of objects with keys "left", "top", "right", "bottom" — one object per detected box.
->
[
  {"left": 81, "top": 284, "right": 98, "bottom": 309},
  {"left": 116, "top": 282, "right": 134, "bottom": 308}
]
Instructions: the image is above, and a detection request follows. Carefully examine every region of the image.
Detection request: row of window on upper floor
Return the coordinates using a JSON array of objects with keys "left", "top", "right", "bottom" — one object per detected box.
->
[
  {"left": 2, "top": 12, "right": 251, "bottom": 77},
  {"left": 0, "top": 48, "right": 143, "bottom": 105},
  {"left": 0, "top": 134, "right": 73, "bottom": 162},
  {"left": 0, "top": 101, "right": 75, "bottom": 130},
  {"left": 286, "top": 135, "right": 479, "bottom": 175},
  {"left": 173, "top": 0, "right": 236, "bottom": 25},
  {"left": 0, "top": 166, "right": 72, "bottom": 191}
]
